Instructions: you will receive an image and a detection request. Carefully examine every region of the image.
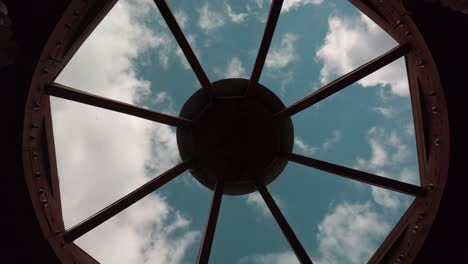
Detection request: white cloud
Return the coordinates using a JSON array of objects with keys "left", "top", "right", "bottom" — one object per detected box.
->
[
  {"left": 221, "top": 57, "right": 247, "bottom": 78},
  {"left": 174, "top": 9, "right": 189, "bottom": 29},
  {"left": 245, "top": 192, "right": 284, "bottom": 217},
  {"left": 315, "top": 202, "right": 390, "bottom": 264},
  {"left": 115, "top": 2, "right": 197, "bottom": 71},
  {"left": 197, "top": 3, "right": 249, "bottom": 32},
  {"left": 294, "top": 136, "right": 318, "bottom": 155},
  {"left": 245, "top": 192, "right": 269, "bottom": 216},
  {"left": 266, "top": 33, "right": 298, "bottom": 69},
  {"left": 389, "top": 131, "right": 410, "bottom": 163},
  {"left": 250, "top": 0, "right": 264, "bottom": 8},
  {"left": 225, "top": 3, "right": 248, "bottom": 24},
  {"left": 373, "top": 106, "right": 398, "bottom": 118},
  {"left": 405, "top": 123, "right": 415, "bottom": 137},
  {"left": 399, "top": 167, "right": 419, "bottom": 185},
  {"left": 197, "top": 3, "right": 225, "bottom": 31},
  {"left": 152, "top": 91, "right": 171, "bottom": 106},
  {"left": 52, "top": 0, "right": 198, "bottom": 262},
  {"left": 354, "top": 127, "right": 418, "bottom": 209},
  {"left": 262, "top": 69, "right": 295, "bottom": 97},
  {"left": 293, "top": 131, "right": 341, "bottom": 157},
  {"left": 322, "top": 130, "right": 341, "bottom": 150},
  {"left": 282, "top": 0, "right": 324, "bottom": 12},
  {"left": 242, "top": 201, "right": 391, "bottom": 264},
  {"left": 370, "top": 171, "right": 401, "bottom": 209},
  {"left": 175, "top": 33, "right": 198, "bottom": 70},
  {"left": 239, "top": 251, "right": 298, "bottom": 264},
  {"left": 368, "top": 138, "right": 388, "bottom": 167},
  {"left": 370, "top": 168, "right": 416, "bottom": 210},
  {"left": 278, "top": 71, "right": 295, "bottom": 96},
  {"left": 357, "top": 127, "right": 410, "bottom": 170},
  {"left": 316, "top": 14, "right": 409, "bottom": 96}
]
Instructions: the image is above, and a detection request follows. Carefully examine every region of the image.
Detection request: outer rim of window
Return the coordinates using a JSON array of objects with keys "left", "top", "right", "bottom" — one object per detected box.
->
[{"left": 21, "top": 0, "right": 450, "bottom": 263}]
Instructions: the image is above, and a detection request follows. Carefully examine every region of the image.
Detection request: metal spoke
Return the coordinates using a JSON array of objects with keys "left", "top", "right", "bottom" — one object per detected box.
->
[
  {"left": 274, "top": 43, "right": 411, "bottom": 119},
  {"left": 62, "top": 161, "right": 192, "bottom": 243},
  {"left": 153, "top": 0, "right": 214, "bottom": 97},
  {"left": 256, "top": 183, "right": 313, "bottom": 264},
  {"left": 246, "top": 0, "right": 284, "bottom": 97},
  {"left": 284, "top": 152, "right": 425, "bottom": 196},
  {"left": 45, "top": 83, "right": 192, "bottom": 128},
  {"left": 197, "top": 181, "right": 224, "bottom": 264}
]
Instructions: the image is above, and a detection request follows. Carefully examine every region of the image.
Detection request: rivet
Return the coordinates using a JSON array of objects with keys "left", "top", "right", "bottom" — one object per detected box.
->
[
  {"left": 434, "top": 138, "right": 440, "bottom": 146},
  {"left": 32, "top": 123, "right": 39, "bottom": 129},
  {"left": 431, "top": 106, "right": 439, "bottom": 113},
  {"left": 30, "top": 135, "right": 37, "bottom": 140},
  {"left": 416, "top": 59, "right": 425, "bottom": 68},
  {"left": 429, "top": 90, "right": 436, "bottom": 96},
  {"left": 35, "top": 171, "right": 41, "bottom": 178},
  {"left": 411, "top": 225, "right": 418, "bottom": 233},
  {"left": 56, "top": 41, "right": 63, "bottom": 48},
  {"left": 65, "top": 23, "right": 72, "bottom": 30},
  {"left": 42, "top": 67, "right": 49, "bottom": 74},
  {"left": 405, "top": 31, "right": 412, "bottom": 37},
  {"left": 47, "top": 55, "right": 61, "bottom": 63},
  {"left": 32, "top": 151, "right": 39, "bottom": 159},
  {"left": 55, "top": 229, "right": 61, "bottom": 235},
  {"left": 397, "top": 254, "right": 404, "bottom": 261},
  {"left": 33, "top": 100, "right": 41, "bottom": 111},
  {"left": 39, "top": 189, "right": 48, "bottom": 207},
  {"left": 418, "top": 212, "right": 425, "bottom": 220},
  {"left": 427, "top": 183, "right": 434, "bottom": 190},
  {"left": 395, "top": 20, "right": 402, "bottom": 27}
]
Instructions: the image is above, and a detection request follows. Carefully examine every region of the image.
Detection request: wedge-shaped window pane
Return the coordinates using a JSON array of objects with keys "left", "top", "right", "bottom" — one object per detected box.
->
[
  {"left": 210, "top": 195, "right": 295, "bottom": 264},
  {"left": 51, "top": 98, "right": 179, "bottom": 228},
  {"left": 166, "top": 0, "right": 270, "bottom": 82},
  {"left": 55, "top": 0, "right": 199, "bottom": 115},
  {"left": 73, "top": 172, "right": 209, "bottom": 263},
  {"left": 269, "top": 163, "right": 414, "bottom": 263}
]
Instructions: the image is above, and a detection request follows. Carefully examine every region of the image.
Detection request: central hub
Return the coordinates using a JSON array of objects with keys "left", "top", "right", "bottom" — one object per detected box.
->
[{"left": 177, "top": 78, "right": 293, "bottom": 195}]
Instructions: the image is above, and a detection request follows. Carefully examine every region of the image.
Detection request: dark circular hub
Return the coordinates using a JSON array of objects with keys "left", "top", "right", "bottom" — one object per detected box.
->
[{"left": 177, "top": 78, "right": 293, "bottom": 195}]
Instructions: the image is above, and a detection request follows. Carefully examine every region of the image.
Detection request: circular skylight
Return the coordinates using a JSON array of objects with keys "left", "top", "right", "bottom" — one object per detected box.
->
[{"left": 22, "top": 0, "right": 449, "bottom": 263}]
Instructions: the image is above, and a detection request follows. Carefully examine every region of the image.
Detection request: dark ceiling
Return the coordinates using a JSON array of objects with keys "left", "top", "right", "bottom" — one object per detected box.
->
[{"left": 3, "top": 0, "right": 467, "bottom": 263}]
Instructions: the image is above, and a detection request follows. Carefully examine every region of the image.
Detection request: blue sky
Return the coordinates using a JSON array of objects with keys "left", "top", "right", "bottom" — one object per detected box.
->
[{"left": 51, "top": 0, "right": 420, "bottom": 263}]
